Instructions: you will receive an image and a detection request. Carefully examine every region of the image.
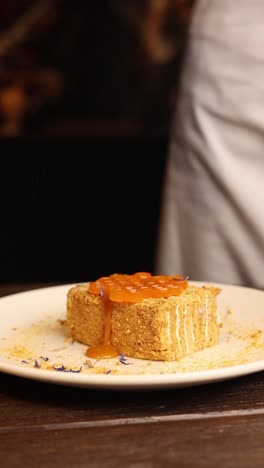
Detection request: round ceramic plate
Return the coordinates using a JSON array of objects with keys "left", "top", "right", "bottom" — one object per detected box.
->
[{"left": 0, "top": 282, "right": 264, "bottom": 390}]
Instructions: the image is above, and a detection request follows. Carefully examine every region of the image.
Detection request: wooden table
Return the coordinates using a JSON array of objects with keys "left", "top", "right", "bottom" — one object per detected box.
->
[{"left": 1, "top": 284, "right": 264, "bottom": 467}]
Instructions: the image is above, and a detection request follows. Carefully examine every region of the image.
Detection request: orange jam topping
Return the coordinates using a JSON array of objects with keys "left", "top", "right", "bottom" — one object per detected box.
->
[
  {"left": 88, "top": 272, "right": 188, "bottom": 303},
  {"left": 86, "top": 272, "right": 188, "bottom": 360}
]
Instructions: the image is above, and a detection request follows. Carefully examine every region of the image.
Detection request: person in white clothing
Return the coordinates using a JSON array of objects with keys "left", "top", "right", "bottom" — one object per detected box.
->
[{"left": 155, "top": 0, "right": 264, "bottom": 289}]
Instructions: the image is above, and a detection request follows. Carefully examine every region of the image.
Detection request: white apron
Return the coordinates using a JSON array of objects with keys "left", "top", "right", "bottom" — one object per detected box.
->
[{"left": 155, "top": 0, "right": 264, "bottom": 288}]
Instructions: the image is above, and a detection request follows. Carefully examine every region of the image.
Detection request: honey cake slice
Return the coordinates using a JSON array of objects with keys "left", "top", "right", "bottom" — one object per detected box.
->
[{"left": 66, "top": 273, "right": 221, "bottom": 361}]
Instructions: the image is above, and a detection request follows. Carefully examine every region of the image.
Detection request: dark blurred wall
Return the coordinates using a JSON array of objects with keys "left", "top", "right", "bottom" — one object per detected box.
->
[
  {"left": 0, "top": 0, "right": 189, "bottom": 136},
  {"left": 0, "top": 137, "right": 167, "bottom": 283},
  {"left": 0, "top": 1, "right": 191, "bottom": 283}
]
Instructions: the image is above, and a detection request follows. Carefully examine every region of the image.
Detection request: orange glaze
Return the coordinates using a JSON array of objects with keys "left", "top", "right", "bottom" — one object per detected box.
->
[
  {"left": 86, "top": 272, "right": 188, "bottom": 359},
  {"left": 86, "top": 292, "right": 119, "bottom": 359}
]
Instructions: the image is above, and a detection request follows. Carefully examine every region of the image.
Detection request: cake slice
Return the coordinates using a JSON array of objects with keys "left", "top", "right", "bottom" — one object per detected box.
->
[{"left": 66, "top": 273, "right": 221, "bottom": 361}]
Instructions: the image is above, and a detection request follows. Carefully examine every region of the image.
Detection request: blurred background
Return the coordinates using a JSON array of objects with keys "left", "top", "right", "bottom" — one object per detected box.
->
[{"left": 0, "top": 0, "right": 193, "bottom": 284}]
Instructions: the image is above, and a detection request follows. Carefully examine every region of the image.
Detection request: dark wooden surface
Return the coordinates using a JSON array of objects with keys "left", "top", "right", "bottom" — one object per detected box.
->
[{"left": 1, "top": 284, "right": 264, "bottom": 467}]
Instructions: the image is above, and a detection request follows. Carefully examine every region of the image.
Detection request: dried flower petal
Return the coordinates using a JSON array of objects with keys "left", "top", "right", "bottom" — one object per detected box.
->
[
  {"left": 119, "top": 353, "right": 132, "bottom": 365},
  {"left": 53, "top": 364, "right": 66, "bottom": 372},
  {"left": 53, "top": 364, "right": 82, "bottom": 373},
  {"left": 69, "top": 367, "right": 82, "bottom": 373},
  {"left": 39, "top": 356, "right": 49, "bottom": 362}
]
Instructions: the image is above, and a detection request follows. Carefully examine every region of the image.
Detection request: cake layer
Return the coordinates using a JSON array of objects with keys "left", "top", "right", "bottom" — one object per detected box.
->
[{"left": 67, "top": 283, "right": 221, "bottom": 361}]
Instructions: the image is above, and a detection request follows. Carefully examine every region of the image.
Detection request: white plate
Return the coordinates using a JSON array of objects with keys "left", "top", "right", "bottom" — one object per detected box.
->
[{"left": 0, "top": 282, "right": 264, "bottom": 390}]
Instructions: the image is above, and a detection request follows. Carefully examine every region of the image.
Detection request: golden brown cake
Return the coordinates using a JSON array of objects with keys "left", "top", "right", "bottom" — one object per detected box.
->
[{"left": 66, "top": 273, "right": 221, "bottom": 361}]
